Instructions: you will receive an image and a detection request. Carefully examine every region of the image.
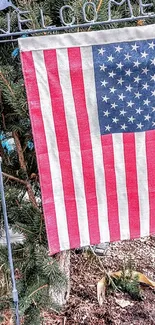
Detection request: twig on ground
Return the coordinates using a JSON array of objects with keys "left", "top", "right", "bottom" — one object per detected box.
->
[{"left": 89, "top": 246, "right": 120, "bottom": 292}]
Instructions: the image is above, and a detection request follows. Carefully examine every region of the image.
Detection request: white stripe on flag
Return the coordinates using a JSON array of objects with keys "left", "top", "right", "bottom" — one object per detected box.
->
[
  {"left": 19, "top": 24, "right": 155, "bottom": 52},
  {"left": 135, "top": 132, "right": 150, "bottom": 237},
  {"left": 32, "top": 50, "right": 70, "bottom": 250},
  {"left": 56, "top": 48, "right": 90, "bottom": 247},
  {"left": 80, "top": 46, "right": 110, "bottom": 243},
  {"left": 112, "top": 133, "right": 130, "bottom": 240}
]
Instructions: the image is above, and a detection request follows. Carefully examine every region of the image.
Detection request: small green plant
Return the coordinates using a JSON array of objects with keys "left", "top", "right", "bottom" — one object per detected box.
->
[{"left": 112, "top": 257, "right": 142, "bottom": 300}]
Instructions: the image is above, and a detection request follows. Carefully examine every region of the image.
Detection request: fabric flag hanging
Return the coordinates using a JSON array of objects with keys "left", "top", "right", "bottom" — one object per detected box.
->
[{"left": 19, "top": 24, "right": 155, "bottom": 255}]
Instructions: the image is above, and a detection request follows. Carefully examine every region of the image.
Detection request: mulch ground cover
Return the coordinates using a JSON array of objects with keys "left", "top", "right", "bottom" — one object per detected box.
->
[{"left": 43, "top": 236, "right": 155, "bottom": 325}]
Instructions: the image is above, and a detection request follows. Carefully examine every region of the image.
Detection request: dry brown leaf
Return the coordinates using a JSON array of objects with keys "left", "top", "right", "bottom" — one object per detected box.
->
[
  {"left": 97, "top": 270, "right": 155, "bottom": 306},
  {"left": 110, "top": 270, "right": 155, "bottom": 287},
  {"left": 97, "top": 276, "right": 107, "bottom": 306}
]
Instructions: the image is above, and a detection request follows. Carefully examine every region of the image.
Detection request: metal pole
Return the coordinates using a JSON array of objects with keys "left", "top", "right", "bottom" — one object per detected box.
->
[{"left": 0, "top": 157, "right": 20, "bottom": 325}]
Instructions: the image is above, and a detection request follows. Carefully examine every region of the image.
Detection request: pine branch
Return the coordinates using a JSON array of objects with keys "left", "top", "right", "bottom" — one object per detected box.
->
[
  {"left": 15, "top": 224, "right": 34, "bottom": 235},
  {"left": 0, "top": 71, "right": 15, "bottom": 98},
  {"left": 0, "top": 142, "right": 5, "bottom": 159},
  {"left": 26, "top": 183, "right": 38, "bottom": 209},
  {"left": 12, "top": 131, "right": 38, "bottom": 208},
  {"left": 12, "top": 131, "right": 27, "bottom": 171},
  {"left": 2, "top": 172, "right": 27, "bottom": 185},
  {"left": 2, "top": 171, "right": 38, "bottom": 209},
  {"left": 28, "top": 284, "right": 48, "bottom": 298},
  {"left": 97, "top": 0, "right": 104, "bottom": 12}
]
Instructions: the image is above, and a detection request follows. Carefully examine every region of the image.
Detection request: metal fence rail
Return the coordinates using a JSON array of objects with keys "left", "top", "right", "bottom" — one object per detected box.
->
[{"left": 0, "top": 0, "right": 155, "bottom": 42}]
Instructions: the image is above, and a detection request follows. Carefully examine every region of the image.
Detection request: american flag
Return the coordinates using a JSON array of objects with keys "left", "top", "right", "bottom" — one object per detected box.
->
[{"left": 19, "top": 24, "right": 155, "bottom": 255}]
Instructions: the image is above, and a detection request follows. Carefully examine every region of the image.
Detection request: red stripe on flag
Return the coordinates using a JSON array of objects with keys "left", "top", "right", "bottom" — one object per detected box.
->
[
  {"left": 146, "top": 130, "right": 155, "bottom": 235},
  {"left": 21, "top": 51, "right": 60, "bottom": 254},
  {"left": 68, "top": 47, "right": 100, "bottom": 245},
  {"left": 44, "top": 49, "right": 80, "bottom": 249},
  {"left": 123, "top": 133, "right": 140, "bottom": 238},
  {"left": 101, "top": 134, "right": 120, "bottom": 241}
]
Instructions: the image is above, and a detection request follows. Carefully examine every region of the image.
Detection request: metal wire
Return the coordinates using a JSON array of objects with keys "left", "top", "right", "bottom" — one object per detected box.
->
[
  {"left": 0, "top": 0, "right": 155, "bottom": 42},
  {"left": 0, "top": 157, "right": 20, "bottom": 325},
  {"left": 0, "top": 13, "right": 155, "bottom": 43}
]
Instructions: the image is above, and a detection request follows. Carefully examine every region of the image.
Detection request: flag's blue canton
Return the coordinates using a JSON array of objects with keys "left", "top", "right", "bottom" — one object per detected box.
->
[{"left": 92, "top": 39, "right": 155, "bottom": 135}]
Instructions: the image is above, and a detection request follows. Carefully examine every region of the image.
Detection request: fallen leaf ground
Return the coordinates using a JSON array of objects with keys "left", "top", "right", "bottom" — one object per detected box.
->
[{"left": 43, "top": 236, "right": 155, "bottom": 325}]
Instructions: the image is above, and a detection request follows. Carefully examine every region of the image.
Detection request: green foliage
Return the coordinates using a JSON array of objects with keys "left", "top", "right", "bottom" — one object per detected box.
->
[
  {"left": 21, "top": 306, "right": 42, "bottom": 325},
  {"left": 112, "top": 259, "right": 142, "bottom": 300},
  {"left": 0, "top": 1, "right": 68, "bottom": 318},
  {"left": 0, "top": 184, "right": 67, "bottom": 321},
  {"left": 115, "top": 272, "right": 142, "bottom": 300}
]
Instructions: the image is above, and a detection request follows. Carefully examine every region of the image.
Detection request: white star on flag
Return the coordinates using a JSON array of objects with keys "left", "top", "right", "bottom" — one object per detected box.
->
[
  {"left": 118, "top": 93, "right": 125, "bottom": 101},
  {"left": 141, "top": 51, "right": 148, "bottom": 58},
  {"left": 102, "top": 95, "right": 109, "bottom": 102},
  {"left": 115, "top": 45, "right": 123, "bottom": 53},
  {"left": 103, "top": 110, "right": 110, "bottom": 117},
  {"left": 112, "top": 117, "right": 119, "bottom": 123},
  {"left": 124, "top": 53, "right": 131, "bottom": 60},
  {"left": 120, "top": 109, "right": 127, "bottom": 116},
  {"left": 98, "top": 48, "right": 105, "bottom": 55},
  {"left": 134, "top": 75, "right": 141, "bottom": 83},
  {"left": 126, "top": 84, "right": 133, "bottom": 92},
  {"left": 135, "top": 91, "right": 142, "bottom": 99},
  {"left": 109, "top": 71, "right": 116, "bottom": 78},
  {"left": 132, "top": 43, "right": 139, "bottom": 51},
  {"left": 148, "top": 41, "right": 155, "bottom": 49},
  {"left": 116, "top": 62, "right": 124, "bottom": 70},
  {"left": 125, "top": 69, "right": 133, "bottom": 76},
  {"left": 101, "top": 80, "right": 108, "bottom": 87},
  {"left": 142, "top": 83, "right": 149, "bottom": 90},
  {"left": 137, "top": 122, "right": 144, "bottom": 129},
  {"left": 117, "top": 77, "right": 124, "bottom": 85},
  {"left": 105, "top": 125, "right": 111, "bottom": 131},
  {"left": 110, "top": 87, "right": 116, "bottom": 93},
  {"left": 151, "top": 74, "right": 155, "bottom": 81},
  {"left": 111, "top": 102, "right": 118, "bottom": 109},
  {"left": 143, "top": 98, "right": 151, "bottom": 106},
  {"left": 142, "top": 67, "right": 149, "bottom": 74},
  {"left": 144, "top": 114, "right": 151, "bottom": 121},
  {"left": 151, "top": 58, "right": 155, "bottom": 66},
  {"left": 127, "top": 100, "right": 134, "bottom": 108},
  {"left": 128, "top": 116, "right": 135, "bottom": 123},
  {"left": 121, "top": 124, "right": 127, "bottom": 130},
  {"left": 107, "top": 55, "right": 114, "bottom": 62},
  {"left": 136, "top": 108, "right": 143, "bottom": 114},
  {"left": 134, "top": 60, "right": 141, "bottom": 67},
  {"left": 100, "top": 64, "right": 107, "bottom": 71}
]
